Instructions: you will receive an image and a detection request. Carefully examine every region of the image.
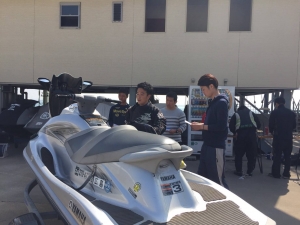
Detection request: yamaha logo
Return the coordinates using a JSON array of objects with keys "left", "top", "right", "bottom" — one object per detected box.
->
[
  {"left": 160, "top": 175, "right": 175, "bottom": 181},
  {"left": 68, "top": 200, "right": 86, "bottom": 224},
  {"left": 40, "top": 112, "right": 50, "bottom": 119}
]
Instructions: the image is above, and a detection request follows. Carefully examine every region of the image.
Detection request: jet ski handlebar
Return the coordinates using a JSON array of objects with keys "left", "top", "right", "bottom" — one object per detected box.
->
[
  {"left": 55, "top": 94, "right": 120, "bottom": 114},
  {"left": 55, "top": 94, "right": 120, "bottom": 104}
]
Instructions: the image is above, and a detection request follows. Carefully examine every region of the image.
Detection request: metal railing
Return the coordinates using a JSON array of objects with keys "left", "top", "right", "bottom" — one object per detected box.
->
[{"left": 234, "top": 95, "right": 270, "bottom": 132}]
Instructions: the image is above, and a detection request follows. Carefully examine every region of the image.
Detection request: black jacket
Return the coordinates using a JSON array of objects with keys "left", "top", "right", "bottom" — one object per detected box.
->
[
  {"left": 269, "top": 104, "right": 296, "bottom": 141},
  {"left": 202, "top": 94, "right": 228, "bottom": 149},
  {"left": 108, "top": 103, "right": 130, "bottom": 127},
  {"left": 125, "top": 101, "right": 166, "bottom": 135}
]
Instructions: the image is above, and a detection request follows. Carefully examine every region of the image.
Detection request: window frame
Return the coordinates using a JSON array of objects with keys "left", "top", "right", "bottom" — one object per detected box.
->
[
  {"left": 112, "top": 2, "right": 123, "bottom": 23},
  {"left": 60, "top": 2, "right": 81, "bottom": 29}
]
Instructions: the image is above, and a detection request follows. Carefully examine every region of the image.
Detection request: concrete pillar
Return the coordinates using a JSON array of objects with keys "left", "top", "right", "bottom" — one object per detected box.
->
[
  {"left": 281, "top": 89, "right": 292, "bottom": 110},
  {"left": 129, "top": 87, "right": 136, "bottom": 106}
]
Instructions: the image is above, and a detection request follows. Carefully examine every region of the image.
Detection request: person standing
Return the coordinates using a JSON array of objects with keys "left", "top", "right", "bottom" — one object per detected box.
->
[
  {"left": 125, "top": 82, "right": 166, "bottom": 134},
  {"left": 268, "top": 96, "right": 296, "bottom": 179},
  {"left": 108, "top": 88, "right": 130, "bottom": 127},
  {"left": 190, "top": 74, "right": 229, "bottom": 189},
  {"left": 161, "top": 92, "right": 187, "bottom": 169},
  {"left": 160, "top": 92, "right": 187, "bottom": 144},
  {"left": 229, "top": 105, "right": 261, "bottom": 176}
]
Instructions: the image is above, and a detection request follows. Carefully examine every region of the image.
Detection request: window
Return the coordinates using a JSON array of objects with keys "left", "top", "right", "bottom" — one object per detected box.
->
[
  {"left": 113, "top": 2, "right": 123, "bottom": 22},
  {"left": 229, "top": 0, "right": 252, "bottom": 31},
  {"left": 145, "top": 0, "right": 166, "bottom": 32},
  {"left": 186, "top": 0, "right": 208, "bottom": 32},
  {"left": 60, "top": 3, "right": 80, "bottom": 28}
]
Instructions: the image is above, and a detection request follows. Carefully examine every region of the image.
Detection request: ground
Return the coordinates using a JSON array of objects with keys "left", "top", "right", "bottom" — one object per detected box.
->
[{"left": 0, "top": 140, "right": 300, "bottom": 225}]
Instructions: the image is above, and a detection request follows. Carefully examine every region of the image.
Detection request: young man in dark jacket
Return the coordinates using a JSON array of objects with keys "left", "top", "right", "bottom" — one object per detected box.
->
[
  {"left": 108, "top": 88, "right": 130, "bottom": 127},
  {"left": 125, "top": 82, "right": 166, "bottom": 135},
  {"left": 229, "top": 105, "right": 261, "bottom": 176},
  {"left": 268, "top": 97, "right": 296, "bottom": 179},
  {"left": 191, "top": 74, "right": 229, "bottom": 189}
]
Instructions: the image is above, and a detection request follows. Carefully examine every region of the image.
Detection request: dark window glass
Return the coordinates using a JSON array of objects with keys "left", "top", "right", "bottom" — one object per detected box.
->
[
  {"left": 61, "top": 5, "right": 79, "bottom": 15},
  {"left": 60, "top": 4, "right": 80, "bottom": 28},
  {"left": 113, "top": 3, "right": 122, "bottom": 22},
  {"left": 145, "top": 0, "right": 166, "bottom": 32},
  {"left": 229, "top": 0, "right": 252, "bottom": 31},
  {"left": 61, "top": 17, "right": 79, "bottom": 27},
  {"left": 186, "top": 0, "right": 208, "bottom": 32}
]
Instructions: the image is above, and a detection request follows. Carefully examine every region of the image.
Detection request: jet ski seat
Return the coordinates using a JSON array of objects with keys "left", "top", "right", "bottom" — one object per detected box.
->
[{"left": 64, "top": 125, "right": 185, "bottom": 167}]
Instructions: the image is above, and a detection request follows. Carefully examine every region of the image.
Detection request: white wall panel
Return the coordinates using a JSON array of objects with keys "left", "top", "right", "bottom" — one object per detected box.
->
[
  {"left": 0, "top": 0, "right": 299, "bottom": 89},
  {"left": 33, "top": 0, "right": 134, "bottom": 85},
  {"left": 0, "top": 0, "right": 34, "bottom": 83},
  {"left": 238, "top": 0, "right": 300, "bottom": 88}
]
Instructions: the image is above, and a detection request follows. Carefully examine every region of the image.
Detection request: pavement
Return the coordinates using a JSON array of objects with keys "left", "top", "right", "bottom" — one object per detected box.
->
[{"left": 0, "top": 140, "right": 300, "bottom": 225}]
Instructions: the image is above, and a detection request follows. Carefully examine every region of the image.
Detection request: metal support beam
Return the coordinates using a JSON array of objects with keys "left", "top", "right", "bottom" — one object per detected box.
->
[
  {"left": 240, "top": 95, "right": 245, "bottom": 106},
  {"left": 43, "top": 90, "right": 49, "bottom": 104},
  {"left": 0, "top": 86, "right": 3, "bottom": 112},
  {"left": 281, "top": 89, "right": 292, "bottom": 109},
  {"left": 263, "top": 94, "right": 269, "bottom": 113},
  {"left": 129, "top": 87, "right": 136, "bottom": 106}
]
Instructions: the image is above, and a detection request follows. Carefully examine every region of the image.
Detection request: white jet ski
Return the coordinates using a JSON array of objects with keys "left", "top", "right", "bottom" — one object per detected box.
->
[{"left": 10, "top": 73, "right": 275, "bottom": 225}]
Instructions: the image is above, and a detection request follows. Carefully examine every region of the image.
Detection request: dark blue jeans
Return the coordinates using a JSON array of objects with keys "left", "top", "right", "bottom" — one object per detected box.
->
[{"left": 197, "top": 144, "right": 229, "bottom": 189}]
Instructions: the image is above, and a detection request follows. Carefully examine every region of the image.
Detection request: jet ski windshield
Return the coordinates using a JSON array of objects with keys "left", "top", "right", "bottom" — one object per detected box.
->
[{"left": 49, "top": 73, "right": 83, "bottom": 117}]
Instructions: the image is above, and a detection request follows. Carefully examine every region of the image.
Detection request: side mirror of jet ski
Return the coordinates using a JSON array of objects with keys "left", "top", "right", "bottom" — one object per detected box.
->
[
  {"left": 82, "top": 81, "right": 93, "bottom": 90},
  {"left": 37, "top": 78, "right": 51, "bottom": 90}
]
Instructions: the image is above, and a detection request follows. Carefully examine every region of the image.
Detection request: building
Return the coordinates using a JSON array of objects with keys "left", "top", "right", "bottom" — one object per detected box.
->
[{"left": 0, "top": 0, "right": 299, "bottom": 108}]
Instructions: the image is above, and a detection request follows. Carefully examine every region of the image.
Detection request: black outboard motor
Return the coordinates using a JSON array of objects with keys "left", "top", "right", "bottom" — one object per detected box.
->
[{"left": 49, "top": 73, "right": 83, "bottom": 117}]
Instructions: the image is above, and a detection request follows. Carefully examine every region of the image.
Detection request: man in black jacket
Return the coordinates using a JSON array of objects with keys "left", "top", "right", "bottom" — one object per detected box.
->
[
  {"left": 191, "top": 74, "right": 229, "bottom": 189},
  {"left": 125, "top": 82, "right": 166, "bottom": 135},
  {"left": 229, "top": 105, "right": 261, "bottom": 177},
  {"left": 268, "top": 97, "right": 296, "bottom": 179}
]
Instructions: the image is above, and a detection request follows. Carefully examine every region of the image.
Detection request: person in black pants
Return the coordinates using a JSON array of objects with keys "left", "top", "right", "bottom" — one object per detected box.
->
[
  {"left": 191, "top": 74, "right": 229, "bottom": 189},
  {"left": 229, "top": 105, "right": 261, "bottom": 176},
  {"left": 268, "top": 97, "right": 296, "bottom": 179}
]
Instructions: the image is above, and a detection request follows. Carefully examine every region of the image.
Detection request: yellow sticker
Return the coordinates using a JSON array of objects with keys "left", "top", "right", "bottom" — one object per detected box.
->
[{"left": 133, "top": 182, "right": 141, "bottom": 192}]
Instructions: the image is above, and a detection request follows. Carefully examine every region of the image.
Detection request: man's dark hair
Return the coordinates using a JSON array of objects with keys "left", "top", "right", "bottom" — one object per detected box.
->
[
  {"left": 166, "top": 91, "right": 177, "bottom": 102},
  {"left": 119, "top": 88, "right": 129, "bottom": 96},
  {"left": 274, "top": 96, "right": 285, "bottom": 105},
  {"left": 137, "top": 82, "right": 153, "bottom": 95},
  {"left": 198, "top": 74, "right": 219, "bottom": 89}
]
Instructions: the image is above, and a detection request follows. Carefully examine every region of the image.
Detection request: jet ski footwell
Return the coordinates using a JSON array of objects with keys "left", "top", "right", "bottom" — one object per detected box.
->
[{"left": 26, "top": 178, "right": 261, "bottom": 225}]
